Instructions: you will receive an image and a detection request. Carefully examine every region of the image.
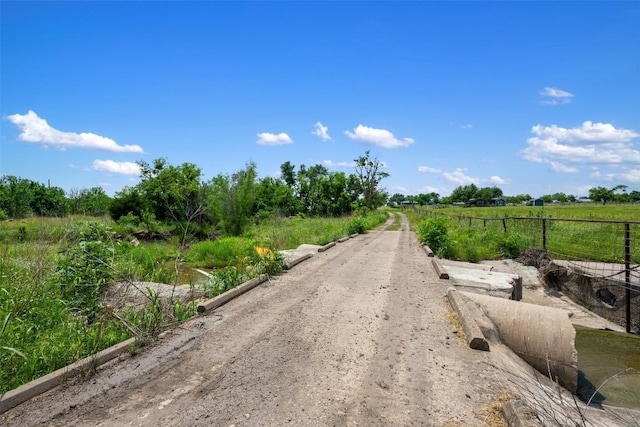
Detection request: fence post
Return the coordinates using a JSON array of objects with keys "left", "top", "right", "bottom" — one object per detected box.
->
[
  {"left": 542, "top": 219, "right": 547, "bottom": 250},
  {"left": 502, "top": 218, "right": 507, "bottom": 233},
  {"left": 625, "top": 223, "right": 631, "bottom": 334}
]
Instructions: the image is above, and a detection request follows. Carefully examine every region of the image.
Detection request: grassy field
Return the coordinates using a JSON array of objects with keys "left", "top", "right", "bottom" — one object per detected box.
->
[
  {"left": 0, "top": 210, "right": 387, "bottom": 394},
  {"left": 430, "top": 203, "right": 640, "bottom": 221},
  {"left": 406, "top": 204, "right": 640, "bottom": 263}
]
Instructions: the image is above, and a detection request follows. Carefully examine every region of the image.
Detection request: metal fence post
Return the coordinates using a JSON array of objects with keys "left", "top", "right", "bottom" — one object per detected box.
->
[
  {"left": 542, "top": 219, "right": 547, "bottom": 250},
  {"left": 625, "top": 223, "right": 631, "bottom": 333}
]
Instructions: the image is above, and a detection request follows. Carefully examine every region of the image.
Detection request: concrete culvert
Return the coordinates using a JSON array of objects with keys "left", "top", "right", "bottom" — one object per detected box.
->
[{"left": 459, "top": 291, "right": 578, "bottom": 393}]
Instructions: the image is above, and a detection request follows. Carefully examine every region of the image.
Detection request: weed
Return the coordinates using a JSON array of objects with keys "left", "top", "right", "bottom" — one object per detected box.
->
[{"left": 418, "top": 217, "right": 452, "bottom": 257}]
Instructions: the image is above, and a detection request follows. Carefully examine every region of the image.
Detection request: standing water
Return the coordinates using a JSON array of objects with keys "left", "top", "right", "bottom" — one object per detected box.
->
[{"left": 575, "top": 325, "right": 640, "bottom": 409}]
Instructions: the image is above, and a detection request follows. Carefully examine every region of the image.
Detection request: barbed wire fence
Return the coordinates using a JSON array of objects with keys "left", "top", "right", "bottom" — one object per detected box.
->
[{"left": 428, "top": 211, "right": 640, "bottom": 334}]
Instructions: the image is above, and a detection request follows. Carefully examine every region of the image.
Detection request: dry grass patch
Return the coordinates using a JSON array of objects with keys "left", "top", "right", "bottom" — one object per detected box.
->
[
  {"left": 446, "top": 306, "right": 468, "bottom": 346},
  {"left": 476, "top": 390, "right": 517, "bottom": 426}
]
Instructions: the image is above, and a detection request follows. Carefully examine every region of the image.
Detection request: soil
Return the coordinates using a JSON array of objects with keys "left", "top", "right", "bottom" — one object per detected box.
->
[{"left": 2, "top": 216, "right": 636, "bottom": 426}]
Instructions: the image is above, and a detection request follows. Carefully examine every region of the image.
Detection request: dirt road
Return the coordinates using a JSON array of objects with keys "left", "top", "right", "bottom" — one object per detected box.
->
[{"left": 2, "top": 216, "right": 507, "bottom": 426}]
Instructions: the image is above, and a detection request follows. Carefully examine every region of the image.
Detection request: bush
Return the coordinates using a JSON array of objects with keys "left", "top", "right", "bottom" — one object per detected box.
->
[
  {"left": 418, "top": 217, "right": 452, "bottom": 257},
  {"left": 497, "top": 233, "right": 526, "bottom": 259},
  {"left": 347, "top": 217, "right": 366, "bottom": 234}
]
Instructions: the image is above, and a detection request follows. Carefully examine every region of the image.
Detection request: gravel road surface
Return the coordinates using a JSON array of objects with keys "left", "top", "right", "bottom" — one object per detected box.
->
[{"left": 2, "top": 216, "right": 507, "bottom": 426}]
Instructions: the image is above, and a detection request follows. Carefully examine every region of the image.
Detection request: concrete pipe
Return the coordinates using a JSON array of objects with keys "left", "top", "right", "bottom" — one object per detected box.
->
[{"left": 460, "top": 291, "right": 578, "bottom": 393}]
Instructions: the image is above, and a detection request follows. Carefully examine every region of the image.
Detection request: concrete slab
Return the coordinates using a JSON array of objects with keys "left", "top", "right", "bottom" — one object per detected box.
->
[
  {"left": 441, "top": 259, "right": 492, "bottom": 271},
  {"left": 445, "top": 264, "right": 519, "bottom": 299}
]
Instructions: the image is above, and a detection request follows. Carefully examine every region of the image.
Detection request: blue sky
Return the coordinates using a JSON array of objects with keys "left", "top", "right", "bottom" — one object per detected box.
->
[{"left": 1, "top": 1, "right": 639, "bottom": 198}]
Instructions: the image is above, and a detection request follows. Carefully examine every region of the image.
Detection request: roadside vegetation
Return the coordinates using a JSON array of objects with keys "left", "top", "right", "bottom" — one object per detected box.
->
[
  {"left": 408, "top": 204, "right": 640, "bottom": 263},
  {"left": 0, "top": 151, "right": 389, "bottom": 394}
]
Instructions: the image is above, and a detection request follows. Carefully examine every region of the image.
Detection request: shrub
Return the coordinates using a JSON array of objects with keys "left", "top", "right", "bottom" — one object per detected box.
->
[
  {"left": 418, "top": 217, "right": 452, "bottom": 257},
  {"left": 347, "top": 217, "right": 366, "bottom": 235}
]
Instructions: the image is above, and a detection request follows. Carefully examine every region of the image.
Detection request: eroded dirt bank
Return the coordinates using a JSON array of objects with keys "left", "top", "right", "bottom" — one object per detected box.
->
[{"left": 3, "top": 218, "right": 506, "bottom": 426}]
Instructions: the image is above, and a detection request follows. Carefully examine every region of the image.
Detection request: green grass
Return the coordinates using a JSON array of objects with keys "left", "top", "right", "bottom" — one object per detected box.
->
[
  {"left": 406, "top": 205, "right": 640, "bottom": 263},
  {"left": 0, "top": 210, "right": 388, "bottom": 393},
  {"left": 248, "top": 210, "right": 387, "bottom": 249},
  {"left": 432, "top": 204, "right": 640, "bottom": 221}
]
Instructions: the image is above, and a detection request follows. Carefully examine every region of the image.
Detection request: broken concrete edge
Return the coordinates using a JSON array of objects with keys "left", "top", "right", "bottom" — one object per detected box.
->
[
  {"left": 422, "top": 245, "right": 435, "bottom": 257},
  {"left": 349, "top": 233, "right": 359, "bottom": 238},
  {"left": 446, "top": 288, "right": 489, "bottom": 351},
  {"left": 337, "top": 236, "right": 350, "bottom": 243},
  {"left": 285, "top": 253, "right": 313, "bottom": 270},
  {"left": 318, "top": 241, "right": 336, "bottom": 252},
  {"left": 0, "top": 337, "right": 138, "bottom": 414},
  {"left": 197, "top": 274, "right": 269, "bottom": 314},
  {"left": 432, "top": 257, "right": 449, "bottom": 279},
  {"left": 502, "top": 399, "right": 542, "bottom": 427}
]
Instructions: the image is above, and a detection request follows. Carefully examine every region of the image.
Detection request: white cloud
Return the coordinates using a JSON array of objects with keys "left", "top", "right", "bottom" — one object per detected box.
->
[
  {"left": 256, "top": 132, "right": 293, "bottom": 146},
  {"left": 92, "top": 160, "right": 141, "bottom": 175},
  {"left": 418, "top": 166, "right": 441, "bottom": 173},
  {"left": 420, "top": 185, "right": 441, "bottom": 193},
  {"left": 442, "top": 168, "right": 479, "bottom": 185},
  {"left": 549, "top": 161, "right": 579, "bottom": 173},
  {"left": 488, "top": 175, "right": 508, "bottom": 185},
  {"left": 539, "top": 87, "right": 574, "bottom": 105},
  {"left": 6, "top": 110, "right": 143, "bottom": 153},
  {"left": 323, "top": 160, "right": 354, "bottom": 168},
  {"left": 344, "top": 124, "right": 414, "bottom": 149},
  {"left": 617, "top": 169, "right": 640, "bottom": 183},
  {"left": 313, "top": 122, "right": 331, "bottom": 141},
  {"left": 460, "top": 124, "right": 473, "bottom": 129},
  {"left": 521, "top": 121, "right": 640, "bottom": 168}
]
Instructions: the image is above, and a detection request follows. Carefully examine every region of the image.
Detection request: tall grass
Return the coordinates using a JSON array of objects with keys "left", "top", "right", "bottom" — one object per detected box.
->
[
  {"left": 249, "top": 210, "right": 387, "bottom": 249},
  {"left": 0, "top": 221, "right": 193, "bottom": 394},
  {"left": 1, "top": 210, "right": 387, "bottom": 394},
  {"left": 408, "top": 205, "right": 640, "bottom": 263}
]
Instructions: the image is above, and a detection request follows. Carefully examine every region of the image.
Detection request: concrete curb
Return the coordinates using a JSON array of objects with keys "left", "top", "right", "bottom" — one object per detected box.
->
[
  {"left": 503, "top": 399, "right": 541, "bottom": 426},
  {"left": 349, "top": 233, "right": 359, "bottom": 238},
  {"left": 285, "top": 253, "right": 313, "bottom": 270},
  {"left": 422, "top": 245, "right": 435, "bottom": 257},
  {"left": 197, "top": 274, "right": 268, "bottom": 314},
  {"left": 432, "top": 257, "right": 449, "bottom": 279},
  {"left": 337, "top": 236, "right": 350, "bottom": 243},
  {"left": 0, "top": 337, "right": 137, "bottom": 414},
  {"left": 1, "top": 250, "right": 317, "bottom": 414},
  {"left": 446, "top": 288, "right": 489, "bottom": 351},
  {"left": 318, "top": 241, "right": 336, "bottom": 252}
]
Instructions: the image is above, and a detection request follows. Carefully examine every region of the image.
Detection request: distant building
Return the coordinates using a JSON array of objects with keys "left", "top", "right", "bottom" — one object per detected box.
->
[
  {"left": 492, "top": 197, "right": 506, "bottom": 207},
  {"left": 528, "top": 198, "right": 544, "bottom": 206}
]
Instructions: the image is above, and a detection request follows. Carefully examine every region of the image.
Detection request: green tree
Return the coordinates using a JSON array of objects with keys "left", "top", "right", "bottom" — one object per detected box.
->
[
  {"left": 0, "top": 176, "right": 34, "bottom": 218},
  {"left": 388, "top": 193, "right": 406, "bottom": 206},
  {"left": 69, "top": 187, "right": 112, "bottom": 216},
  {"left": 280, "top": 161, "right": 296, "bottom": 188},
  {"left": 137, "top": 158, "right": 204, "bottom": 224},
  {"left": 353, "top": 151, "right": 389, "bottom": 209},
  {"left": 109, "top": 186, "right": 147, "bottom": 221},
  {"left": 450, "top": 184, "right": 479, "bottom": 203},
  {"left": 588, "top": 186, "right": 614, "bottom": 204},
  {"left": 255, "top": 176, "right": 299, "bottom": 218},
  {"left": 205, "top": 162, "right": 257, "bottom": 236}
]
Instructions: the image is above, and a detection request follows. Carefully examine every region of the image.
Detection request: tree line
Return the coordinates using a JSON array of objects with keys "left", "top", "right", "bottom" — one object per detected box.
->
[
  {"left": 389, "top": 183, "right": 640, "bottom": 207},
  {"left": 0, "top": 151, "right": 389, "bottom": 236}
]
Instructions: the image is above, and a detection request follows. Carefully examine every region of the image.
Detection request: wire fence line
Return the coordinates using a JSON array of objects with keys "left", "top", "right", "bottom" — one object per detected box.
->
[{"left": 428, "top": 211, "right": 640, "bottom": 333}]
